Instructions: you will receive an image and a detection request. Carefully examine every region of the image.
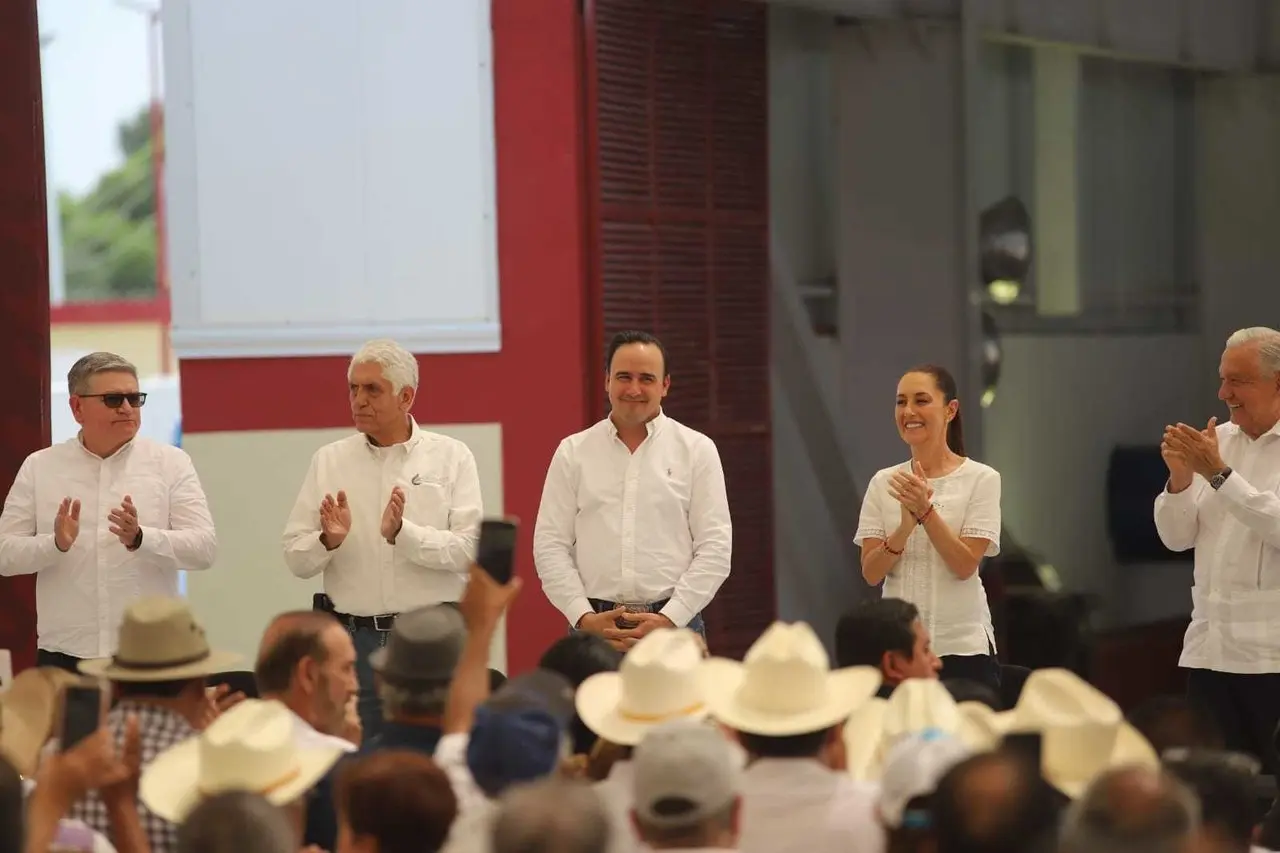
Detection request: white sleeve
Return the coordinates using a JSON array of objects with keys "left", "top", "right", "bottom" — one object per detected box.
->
[
  {"left": 532, "top": 441, "right": 592, "bottom": 627},
  {"left": 960, "top": 466, "right": 1002, "bottom": 557},
  {"left": 281, "top": 450, "right": 334, "bottom": 580},
  {"left": 853, "top": 471, "right": 888, "bottom": 545},
  {"left": 0, "top": 455, "right": 65, "bottom": 576}
]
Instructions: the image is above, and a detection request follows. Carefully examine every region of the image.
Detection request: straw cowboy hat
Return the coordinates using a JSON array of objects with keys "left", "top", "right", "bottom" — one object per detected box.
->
[
  {"left": 575, "top": 628, "right": 709, "bottom": 746},
  {"left": 140, "top": 699, "right": 345, "bottom": 822},
  {"left": 986, "top": 668, "right": 1158, "bottom": 798},
  {"left": 844, "top": 678, "right": 999, "bottom": 780},
  {"left": 79, "top": 597, "right": 241, "bottom": 682},
  {"left": 0, "top": 667, "right": 91, "bottom": 777},
  {"left": 702, "top": 622, "right": 881, "bottom": 736}
]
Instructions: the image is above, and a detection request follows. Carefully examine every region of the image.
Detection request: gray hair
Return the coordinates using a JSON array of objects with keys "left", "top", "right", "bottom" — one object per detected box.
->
[
  {"left": 1060, "top": 766, "right": 1200, "bottom": 853},
  {"left": 492, "top": 778, "right": 610, "bottom": 853},
  {"left": 177, "top": 791, "right": 296, "bottom": 853},
  {"left": 1225, "top": 327, "right": 1280, "bottom": 376},
  {"left": 377, "top": 680, "right": 449, "bottom": 719},
  {"left": 67, "top": 352, "right": 138, "bottom": 395},
  {"left": 349, "top": 339, "right": 419, "bottom": 395}
]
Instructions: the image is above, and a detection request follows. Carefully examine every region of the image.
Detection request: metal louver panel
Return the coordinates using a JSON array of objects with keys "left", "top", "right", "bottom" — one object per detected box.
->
[{"left": 586, "top": 0, "right": 773, "bottom": 659}]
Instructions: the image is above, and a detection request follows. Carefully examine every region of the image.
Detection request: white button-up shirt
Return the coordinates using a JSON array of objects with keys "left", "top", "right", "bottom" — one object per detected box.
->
[
  {"left": 854, "top": 459, "right": 1002, "bottom": 657},
  {"left": 533, "top": 412, "right": 732, "bottom": 629},
  {"left": 0, "top": 436, "right": 216, "bottom": 659},
  {"left": 282, "top": 421, "right": 482, "bottom": 615},
  {"left": 1154, "top": 420, "right": 1280, "bottom": 674}
]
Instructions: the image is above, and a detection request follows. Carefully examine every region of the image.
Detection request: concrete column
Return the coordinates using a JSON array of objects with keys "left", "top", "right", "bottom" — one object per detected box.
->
[{"left": 1032, "top": 46, "right": 1081, "bottom": 316}]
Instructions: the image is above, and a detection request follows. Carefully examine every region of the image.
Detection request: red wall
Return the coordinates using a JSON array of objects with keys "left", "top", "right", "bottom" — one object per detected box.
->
[
  {"left": 180, "top": 0, "right": 590, "bottom": 673},
  {"left": 0, "top": 0, "right": 50, "bottom": 673}
]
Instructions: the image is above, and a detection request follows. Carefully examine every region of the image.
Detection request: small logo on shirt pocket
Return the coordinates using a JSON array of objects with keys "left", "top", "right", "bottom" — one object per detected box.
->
[{"left": 411, "top": 474, "right": 422, "bottom": 486}]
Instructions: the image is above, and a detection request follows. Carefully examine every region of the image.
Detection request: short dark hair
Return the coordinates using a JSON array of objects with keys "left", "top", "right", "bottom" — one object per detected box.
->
[
  {"left": 255, "top": 611, "right": 340, "bottom": 695},
  {"left": 605, "top": 330, "right": 669, "bottom": 377},
  {"left": 1164, "top": 753, "right": 1257, "bottom": 853},
  {"left": 736, "top": 727, "right": 833, "bottom": 760},
  {"left": 539, "top": 633, "right": 624, "bottom": 754},
  {"left": 933, "top": 751, "right": 1064, "bottom": 853},
  {"left": 1126, "top": 695, "right": 1225, "bottom": 757},
  {"left": 905, "top": 363, "right": 965, "bottom": 456},
  {"left": 834, "top": 597, "right": 920, "bottom": 669},
  {"left": 336, "top": 751, "right": 458, "bottom": 853}
]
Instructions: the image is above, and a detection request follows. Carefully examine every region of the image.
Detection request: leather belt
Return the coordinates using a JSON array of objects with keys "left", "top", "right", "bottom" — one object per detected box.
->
[{"left": 334, "top": 611, "right": 398, "bottom": 632}]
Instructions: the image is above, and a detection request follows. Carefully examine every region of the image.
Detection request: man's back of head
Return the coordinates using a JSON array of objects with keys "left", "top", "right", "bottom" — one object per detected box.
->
[
  {"left": 1060, "top": 765, "right": 1200, "bottom": 853},
  {"left": 178, "top": 791, "right": 296, "bottom": 853},
  {"left": 933, "top": 750, "right": 1065, "bottom": 853},
  {"left": 1163, "top": 752, "right": 1256, "bottom": 853},
  {"left": 491, "top": 778, "right": 610, "bottom": 853}
]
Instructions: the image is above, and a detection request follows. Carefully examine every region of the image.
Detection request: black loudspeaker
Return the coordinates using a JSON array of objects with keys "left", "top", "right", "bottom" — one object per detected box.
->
[{"left": 1107, "top": 445, "right": 1195, "bottom": 564}]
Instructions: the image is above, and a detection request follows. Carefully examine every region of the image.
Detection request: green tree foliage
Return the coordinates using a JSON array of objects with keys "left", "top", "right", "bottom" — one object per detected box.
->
[{"left": 61, "top": 105, "right": 159, "bottom": 301}]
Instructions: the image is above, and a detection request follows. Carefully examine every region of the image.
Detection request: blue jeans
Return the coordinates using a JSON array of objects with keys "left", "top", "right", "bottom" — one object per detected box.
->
[
  {"left": 348, "top": 624, "right": 389, "bottom": 742},
  {"left": 585, "top": 597, "right": 706, "bottom": 638}
]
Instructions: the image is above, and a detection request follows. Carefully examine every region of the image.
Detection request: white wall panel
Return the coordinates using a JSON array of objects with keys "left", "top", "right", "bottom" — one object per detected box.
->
[{"left": 163, "top": 0, "right": 500, "bottom": 357}]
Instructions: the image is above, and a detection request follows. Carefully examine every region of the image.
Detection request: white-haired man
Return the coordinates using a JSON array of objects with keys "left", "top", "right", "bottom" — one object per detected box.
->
[
  {"left": 0, "top": 352, "right": 216, "bottom": 672},
  {"left": 282, "top": 338, "right": 483, "bottom": 741},
  {"left": 1155, "top": 326, "right": 1280, "bottom": 773}
]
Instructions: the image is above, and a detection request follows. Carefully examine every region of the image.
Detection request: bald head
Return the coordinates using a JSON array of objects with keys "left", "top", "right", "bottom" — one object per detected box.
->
[
  {"left": 1061, "top": 766, "right": 1199, "bottom": 853},
  {"left": 255, "top": 610, "right": 341, "bottom": 695}
]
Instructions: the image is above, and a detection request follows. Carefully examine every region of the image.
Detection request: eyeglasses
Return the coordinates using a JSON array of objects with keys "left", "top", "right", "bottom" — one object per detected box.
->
[{"left": 79, "top": 392, "right": 147, "bottom": 409}]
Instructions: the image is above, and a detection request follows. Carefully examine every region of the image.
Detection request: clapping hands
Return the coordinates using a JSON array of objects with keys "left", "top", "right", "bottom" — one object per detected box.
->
[{"left": 890, "top": 460, "right": 934, "bottom": 519}]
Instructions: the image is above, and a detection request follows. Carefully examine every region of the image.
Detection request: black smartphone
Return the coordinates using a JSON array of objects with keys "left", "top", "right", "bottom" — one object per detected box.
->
[
  {"left": 59, "top": 684, "right": 104, "bottom": 751},
  {"left": 476, "top": 517, "right": 519, "bottom": 584}
]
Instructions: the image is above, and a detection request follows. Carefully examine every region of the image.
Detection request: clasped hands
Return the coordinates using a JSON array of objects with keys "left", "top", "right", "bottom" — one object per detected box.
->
[
  {"left": 54, "top": 495, "right": 142, "bottom": 552},
  {"left": 1161, "top": 417, "right": 1226, "bottom": 486},
  {"left": 319, "top": 487, "right": 407, "bottom": 549},
  {"left": 578, "top": 607, "right": 675, "bottom": 652},
  {"left": 889, "top": 460, "right": 935, "bottom": 522}
]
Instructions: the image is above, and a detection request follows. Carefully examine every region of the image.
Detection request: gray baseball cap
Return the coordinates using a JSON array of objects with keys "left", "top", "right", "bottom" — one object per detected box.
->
[
  {"left": 631, "top": 719, "right": 744, "bottom": 829},
  {"left": 368, "top": 604, "right": 466, "bottom": 686}
]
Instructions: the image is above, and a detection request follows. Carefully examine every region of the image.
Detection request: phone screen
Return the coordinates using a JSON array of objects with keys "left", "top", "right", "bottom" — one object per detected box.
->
[
  {"left": 476, "top": 518, "right": 519, "bottom": 584},
  {"left": 60, "top": 685, "right": 103, "bottom": 751}
]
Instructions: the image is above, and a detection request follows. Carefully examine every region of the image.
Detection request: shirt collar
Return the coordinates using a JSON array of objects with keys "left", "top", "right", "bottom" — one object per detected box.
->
[
  {"left": 605, "top": 409, "right": 667, "bottom": 439},
  {"left": 364, "top": 418, "right": 423, "bottom": 452},
  {"left": 75, "top": 432, "right": 134, "bottom": 461}
]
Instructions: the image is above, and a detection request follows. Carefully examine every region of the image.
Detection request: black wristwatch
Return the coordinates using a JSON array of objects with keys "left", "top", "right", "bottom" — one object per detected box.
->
[{"left": 1210, "top": 467, "right": 1233, "bottom": 490}]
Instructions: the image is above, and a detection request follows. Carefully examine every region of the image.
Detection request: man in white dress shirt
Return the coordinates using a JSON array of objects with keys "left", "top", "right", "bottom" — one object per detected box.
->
[
  {"left": 1155, "top": 326, "right": 1280, "bottom": 773},
  {"left": 282, "top": 338, "right": 483, "bottom": 740},
  {"left": 0, "top": 352, "right": 216, "bottom": 671},
  {"left": 533, "top": 330, "right": 732, "bottom": 647}
]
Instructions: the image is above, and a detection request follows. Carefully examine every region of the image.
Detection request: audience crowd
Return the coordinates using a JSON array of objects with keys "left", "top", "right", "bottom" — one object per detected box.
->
[{"left": 2, "top": 566, "right": 1277, "bottom": 853}]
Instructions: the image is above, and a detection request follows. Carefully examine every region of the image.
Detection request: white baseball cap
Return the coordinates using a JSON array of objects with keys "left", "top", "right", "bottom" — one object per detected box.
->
[
  {"left": 631, "top": 719, "right": 745, "bottom": 828},
  {"left": 877, "top": 728, "right": 973, "bottom": 828}
]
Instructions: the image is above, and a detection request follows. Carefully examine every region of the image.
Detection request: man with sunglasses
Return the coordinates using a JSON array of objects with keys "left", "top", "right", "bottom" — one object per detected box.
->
[{"left": 0, "top": 351, "right": 217, "bottom": 672}]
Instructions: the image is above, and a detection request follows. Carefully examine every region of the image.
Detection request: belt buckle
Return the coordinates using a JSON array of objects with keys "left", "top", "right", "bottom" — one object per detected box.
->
[{"left": 373, "top": 614, "right": 396, "bottom": 632}]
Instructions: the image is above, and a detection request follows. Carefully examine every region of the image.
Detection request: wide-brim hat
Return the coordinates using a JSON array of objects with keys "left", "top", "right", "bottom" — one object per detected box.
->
[
  {"left": 575, "top": 628, "right": 710, "bottom": 746},
  {"left": 79, "top": 596, "right": 241, "bottom": 682},
  {"left": 0, "top": 668, "right": 91, "bottom": 776},
  {"left": 700, "top": 622, "right": 881, "bottom": 738},
  {"left": 139, "top": 699, "right": 344, "bottom": 822}
]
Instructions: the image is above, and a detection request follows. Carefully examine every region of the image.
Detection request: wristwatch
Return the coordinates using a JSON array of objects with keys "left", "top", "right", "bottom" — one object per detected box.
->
[{"left": 1210, "top": 467, "right": 1233, "bottom": 490}]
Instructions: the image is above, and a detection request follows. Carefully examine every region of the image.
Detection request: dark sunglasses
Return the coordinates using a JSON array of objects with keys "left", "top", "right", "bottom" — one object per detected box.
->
[{"left": 80, "top": 392, "right": 148, "bottom": 409}]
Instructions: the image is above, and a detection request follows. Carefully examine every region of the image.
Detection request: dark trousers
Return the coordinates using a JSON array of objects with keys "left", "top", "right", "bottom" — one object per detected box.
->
[
  {"left": 586, "top": 598, "right": 706, "bottom": 638},
  {"left": 36, "top": 649, "right": 84, "bottom": 674},
  {"left": 940, "top": 649, "right": 1002, "bottom": 693},
  {"left": 347, "top": 624, "right": 390, "bottom": 743},
  {"left": 1186, "top": 667, "right": 1280, "bottom": 774}
]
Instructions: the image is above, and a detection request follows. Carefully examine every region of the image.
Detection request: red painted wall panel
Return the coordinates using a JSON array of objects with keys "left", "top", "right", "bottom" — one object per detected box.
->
[{"left": 0, "top": 0, "right": 51, "bottom": 673}]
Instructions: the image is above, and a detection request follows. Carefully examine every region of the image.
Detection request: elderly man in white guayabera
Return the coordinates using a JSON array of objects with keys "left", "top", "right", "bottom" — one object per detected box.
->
[
  {"left": 0, "top": 351, "right": 217, "bottom": 674},
  {"left": 282, "top": 338, "right": 483, "bottom": 742},
  {"left": 1155, "top": 326, "right": 1280, "bottom": 775}
]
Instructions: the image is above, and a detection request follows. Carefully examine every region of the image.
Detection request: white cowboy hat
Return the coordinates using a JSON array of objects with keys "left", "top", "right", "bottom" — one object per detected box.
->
[
  {"left": 575, "top": 628, "right": 709, "bottom": 746},
  {"left": 702, "top": 622, "right": 881, "bottom": 737},
  {"left": 0, "top": 667, "right": 92, "bottom": 777},
  {"left": 990, "top": 668, "right": 1158, "bottom": 798},
  {"left": 140, "top": 699, "right": 344, "bottom": 822},
  {"left": 843, "top": 679, "right": 998, "bottom": 780},
  {"left": 79, "top": 597, "right": 241, "bottom": 682}
]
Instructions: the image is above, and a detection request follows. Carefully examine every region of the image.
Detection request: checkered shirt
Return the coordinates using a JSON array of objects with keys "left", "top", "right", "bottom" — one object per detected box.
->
[{"left": 67, "top": 699, "right": 195, "bottom": 853}]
